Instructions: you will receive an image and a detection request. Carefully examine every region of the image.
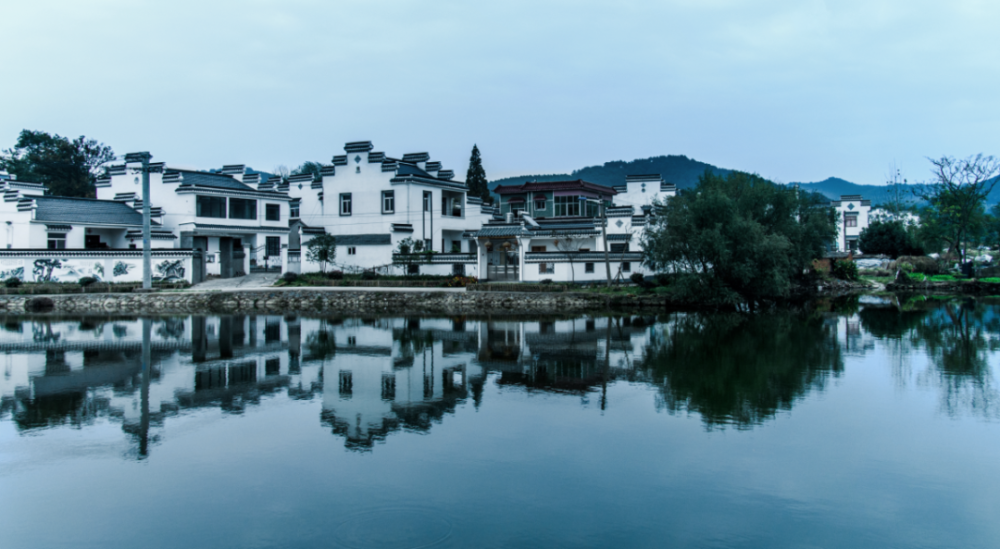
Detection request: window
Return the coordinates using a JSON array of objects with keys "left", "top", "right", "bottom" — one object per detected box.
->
[
  {"left": 531, "top": 246, "right": 547, "bottom": 252},
  {"left": 622, "top": 262, "right": 631, "bottom": 272},
  {"left": 452, "top": 263, "right": 465, "bottom": 276},
  {"left": 510, "top": 205, "right": 524, "bottom": 217},
  {"left": 610, "top": 243, "right": 630, "bottom": 253},
  {"left": 382, "top": 191, "right": 395, "bottom": 213},
  {"left": 424, "top": 238, "right": 432, "bottom": 252},
  {"left": 845, "top": 214, "right": 858, "bottom": 227},
  {"left": 347, "top": 247, "right": 356, "bottom": 255},
  {"left": 534, "top": 199, "right": 546, "bottom": 211},
  {"left": 47, "top": 233, "right": 67, "bottom": 249},
  {"left": 340, "top": 193, "right": 352, "bottom": 216},
  {"left": 229, "top": 198, "right": 257, "bottom": 220},
  {"left": 290, "top": 201, "right": 300, "bottom": 218},
  {"left": 539, "top": 263, "right": 554, "bottom": 274},
  {"left": 554, "top": 196, "right": 581, "bottom": 217},
  {"left": 265, "top": 204, "right": 281, "bottom": 221},
  {"left": 347, "top": 336, "right": 356, "bottom": 345},
  {"left": 423, "top": 191, "right": 431, "bottom": 212},
  {"left": 339, "top": 371, "right": 353, "bottom": 397},
  {"left": 585, "top": 262, "right": 595, "bottom": 273},
  {"left": 381, "top": 373, "right": 396, "bottom": 401},
  {"left": 196, "top": 196, "right": 226, "bottom": 218},
  {"left": 407, "top": 264, "right": 419, "bottom": 275},
  {"left": 266, "top": 236, "right": 280, "bottom": 258}
]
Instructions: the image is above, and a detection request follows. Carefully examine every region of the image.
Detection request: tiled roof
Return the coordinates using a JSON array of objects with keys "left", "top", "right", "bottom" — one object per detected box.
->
[
  {"left": 473, "top": 225, "right": 529, "bottom": 238},
  {"left": 493, "top": 179, "right": 617, "bottom": 196},
  {"left": 344, "top": 141, "right": 374, "bottom": 153},
  {"left": 31, "top": 196, "right": 156, "bottom": 227},
  {"left": 170, "top": 169, "right": 254, "bottom": 192},
  {"left": 331, "top": 234, "right": 391, "bottom": 245},
  {"left": 402, "top": 152, "right": 430, "bottom": 163}
]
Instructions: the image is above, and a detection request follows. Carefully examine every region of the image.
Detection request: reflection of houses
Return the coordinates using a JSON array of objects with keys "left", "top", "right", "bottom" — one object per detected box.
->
[
  {"left": 317, "top": 317, "right": 486, "bottom": 449},
  {"left": 0, "top": 314, "right": 655, "bottom": 455},
  {"left": 473, "top": 176, "right": 676, "bottom": 282},
  {"left": 478, "top": 317, "right": 651, "bottom": 393}
]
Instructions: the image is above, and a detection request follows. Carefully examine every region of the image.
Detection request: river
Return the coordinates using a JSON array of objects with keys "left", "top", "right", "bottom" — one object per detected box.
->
[{"left": 1, "top": 297, "right": 998, "bottom": 548}]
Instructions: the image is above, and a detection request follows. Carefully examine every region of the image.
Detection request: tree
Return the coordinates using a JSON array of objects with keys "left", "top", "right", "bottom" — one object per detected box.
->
[
  {"left": 465, "top": 144, "right": 490, "bottom": 203},
  {"left": 305, "top": 234, "right": 337, "bottom": 273},
  {"left": 641, "top": 170, "right": 836, "bottom": 311},
  {"left": 272, "top": 164, "right": 290, "bottom": 184},
  {"left": 858, "top": 220, "right": 923, "bottom": 258},
  {"left": 917, "top": 154, "right": 1000, "bottom": 260},
  {"left": 0, "top": 129, "right": 115, "bottom": 197},
  {"left": 882, "top": 163, "right": 914, "bottom": 219},
  {"left": 292, "top": 161, "right": 324, "bottom": 178}
]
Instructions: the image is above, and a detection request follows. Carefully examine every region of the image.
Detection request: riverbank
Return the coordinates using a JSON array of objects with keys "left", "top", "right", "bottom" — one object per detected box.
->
[{"left": 0, "top": 287, "right": 676, "bottom": 315}]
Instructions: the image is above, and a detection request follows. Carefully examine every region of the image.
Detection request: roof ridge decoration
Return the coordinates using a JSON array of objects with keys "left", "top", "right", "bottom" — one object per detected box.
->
[
  {"left": 332, "top": 155, "right": 348, "bottom": 166},
  {"left": 288, "top": 173, "right": 314, "bottom": 183},
  {"left": 319, "top": 165, "right": 336, "bottom": 176},
  {"left": 425, "top": 161, "right": 442, "bottom": 172},
  {"left": 402, "top": 152, "right": 430, "bottom": 163},
  {"left": 242, "top": 173, "right": 261, "bottom": 184},
  {"left": 382, "top": 160, "right": 398, "bottom": 173},
  {"left": 437, "top": 169, "right": 454, "bottom": 180},
  {"left": 368, "top": 152, "right": 385, "bottom": 163},
  {"left": 625, "top": 174, "right": 663, "bottom": 183},
  {"left": 220, "top": 164, "right": 246, "bottom": 175},
  {"left": 344, "top": 141, "right": 374, "bottom": 153}
]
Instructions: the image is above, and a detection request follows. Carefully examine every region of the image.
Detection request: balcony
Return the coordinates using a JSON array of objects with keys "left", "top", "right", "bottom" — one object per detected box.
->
[{"left": 392, "top": 253, "right": 477, "bottom": 265}]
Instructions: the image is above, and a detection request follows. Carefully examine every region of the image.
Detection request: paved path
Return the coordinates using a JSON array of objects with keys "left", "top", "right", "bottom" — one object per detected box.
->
[{"left": 186, "top": 273, "right": 466, "bottom": 293}]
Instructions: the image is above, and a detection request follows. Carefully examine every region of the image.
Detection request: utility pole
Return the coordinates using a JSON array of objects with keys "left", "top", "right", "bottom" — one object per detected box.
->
[
  {"left": 581, "top": 196, "right": 613, "bottom": 288},
  {"left": 125, "top": 152, "right": 154, "bottom": 291},
  {"left": 601, "top": 202, "right": 611, "bottom": 288}
]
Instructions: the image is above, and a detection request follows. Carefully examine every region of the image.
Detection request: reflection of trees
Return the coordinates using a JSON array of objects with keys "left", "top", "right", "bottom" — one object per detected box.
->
[
  {"left": 914, "top": 300, "right": 1000, "bottom": 419},
  {"left": 643, "top": 313, "right": 843, "bottom": 429}
]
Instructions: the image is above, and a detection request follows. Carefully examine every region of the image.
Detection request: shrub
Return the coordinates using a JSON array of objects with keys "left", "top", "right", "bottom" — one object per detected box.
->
[
  {"left": 898, "top": 262, "right": 914, "bottom": 273},
  {"left": 4, "top": 278, "right": 21, "bottom": 288},
  {"left": 78, "top": 277, "right": 98, "bottom": 287},
  {"left": 282, "top": 272, "right": 298, "bottom": 283},
  {"left": 27, "top": 297, "right": 54, "bottom": 312},
  {"left": 362, "top": 270, "right": 378, "bottom": 280},
  {"left": 327, "top": 270, "right": 344, "bottom": 280},
  {"left": 831, "top": 259, "right": 859, "bottom": 281},
  {"left": 896, "top": 256, "right": 941, "bottom": 275},
  {"left": 629, "top": 272, "right": 645, "bottom": 285},
  {"left": 540, "top": 279, "right": 553, "bottom": 285},
  {"left": 858, "top": 220, "right": 923, "bottom": 258}
]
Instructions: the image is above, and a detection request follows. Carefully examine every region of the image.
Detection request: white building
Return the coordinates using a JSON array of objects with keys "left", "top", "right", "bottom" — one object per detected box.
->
[
  {"left": 831, "top": 194, "right": 872, "bottom": 253},
  {"left": 473, "top": 176, "right": 676, "bottom": 282},
  {"left": 98, "top": 159, "right": 292, "bottom": 277},
  {"left": 287, "top": 141, "right": 497, "bottom": 276}
]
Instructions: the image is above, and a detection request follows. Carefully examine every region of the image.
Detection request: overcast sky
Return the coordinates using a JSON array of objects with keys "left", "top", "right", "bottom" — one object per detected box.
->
[{"left": 3, "top": 0, "right": 998, "bottom": 185}]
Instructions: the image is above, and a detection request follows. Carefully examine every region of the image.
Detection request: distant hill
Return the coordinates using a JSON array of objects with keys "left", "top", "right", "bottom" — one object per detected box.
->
[
  {"left": 489, "top": 155, "right": 989, "bottom": 207},
  {"left": 489, "top": 155, "right": 730, "bottom": 191}
]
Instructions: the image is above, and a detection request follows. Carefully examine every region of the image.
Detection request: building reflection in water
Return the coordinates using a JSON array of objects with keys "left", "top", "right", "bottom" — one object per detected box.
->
[{"left": 2, "top": 302, "right": 997, "bottom": 457}]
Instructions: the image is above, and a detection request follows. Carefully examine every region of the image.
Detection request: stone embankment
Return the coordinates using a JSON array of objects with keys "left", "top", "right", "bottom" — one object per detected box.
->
[{"left": 0, "top": 289, "right": 673, "bottom": 315}]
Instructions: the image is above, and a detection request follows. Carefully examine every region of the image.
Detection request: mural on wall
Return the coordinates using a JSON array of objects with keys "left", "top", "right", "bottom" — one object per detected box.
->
[
  {"left": 94, "top": 262, "right": 104, "bottom": 281},
  {"left": 113, "top": 261, "right": 135, "bottom": 278},
  {"left": 154, "top": 260, "right": 186, "bottom": 282},
  {"left": 0, "top": 266, "right": 24, "bottom": 281},
  {"left": 33, "top": 259, "right": 63, "bottom": 282}
]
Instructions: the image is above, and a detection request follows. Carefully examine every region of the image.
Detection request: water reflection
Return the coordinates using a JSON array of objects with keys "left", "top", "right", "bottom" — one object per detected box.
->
[
  {"left": 643, "top": 313, "right": 844, "bottom": 429},
  {"left": 2, "top": 301, "right": 1000, "bottom": 459}
]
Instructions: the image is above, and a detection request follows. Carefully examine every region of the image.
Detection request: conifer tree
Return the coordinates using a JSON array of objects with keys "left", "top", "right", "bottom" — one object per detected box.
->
[{"left": 466, "top": 144, "right": 490, "bottom": 203}]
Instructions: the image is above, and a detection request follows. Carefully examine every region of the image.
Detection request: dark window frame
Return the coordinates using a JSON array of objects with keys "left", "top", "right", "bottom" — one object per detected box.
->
[
  {"left": 196, "top": 195, "right": 227, "bottom": 218},
  {"left": 229, "top": 198, "right": 257, "bottom": 220},
  {"left": 265, "top": 203, "right": 281, "bottom": 221},
  {"left": 340, "top": 193, "right": 352, "bottom": 216}
]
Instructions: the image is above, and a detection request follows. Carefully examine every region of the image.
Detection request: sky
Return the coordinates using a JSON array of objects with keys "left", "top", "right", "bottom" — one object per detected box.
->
[{"left": 2, "top": 0, "right": 998, "bottom": 185}]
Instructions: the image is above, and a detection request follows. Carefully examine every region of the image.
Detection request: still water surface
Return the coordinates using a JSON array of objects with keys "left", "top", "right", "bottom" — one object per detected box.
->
[{"left": 1, "top": 300, "right": 999, "bottom": 548}]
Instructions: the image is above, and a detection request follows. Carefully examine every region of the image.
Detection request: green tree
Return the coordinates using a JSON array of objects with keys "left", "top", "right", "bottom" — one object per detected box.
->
[
  {"left": 292, "top": 161, "right": 324, "bottom": 178},
  {"left": 858, "top": 219, "right": 923, "bottom": 258},
  {"left": 917, "top": 154, "right": 1000, "bottom": 260},
  {"left": 465, "top": 144, "right": 490, "bottom": 203},
  {"left": 641, "top": 170, "right": 836, "bottom": 311},
  {"left": 305, "top": 234, "right": 337, "bottom": 273},
  {"left": 0, "top": 130, "right": 115, "bottom": 197}
]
